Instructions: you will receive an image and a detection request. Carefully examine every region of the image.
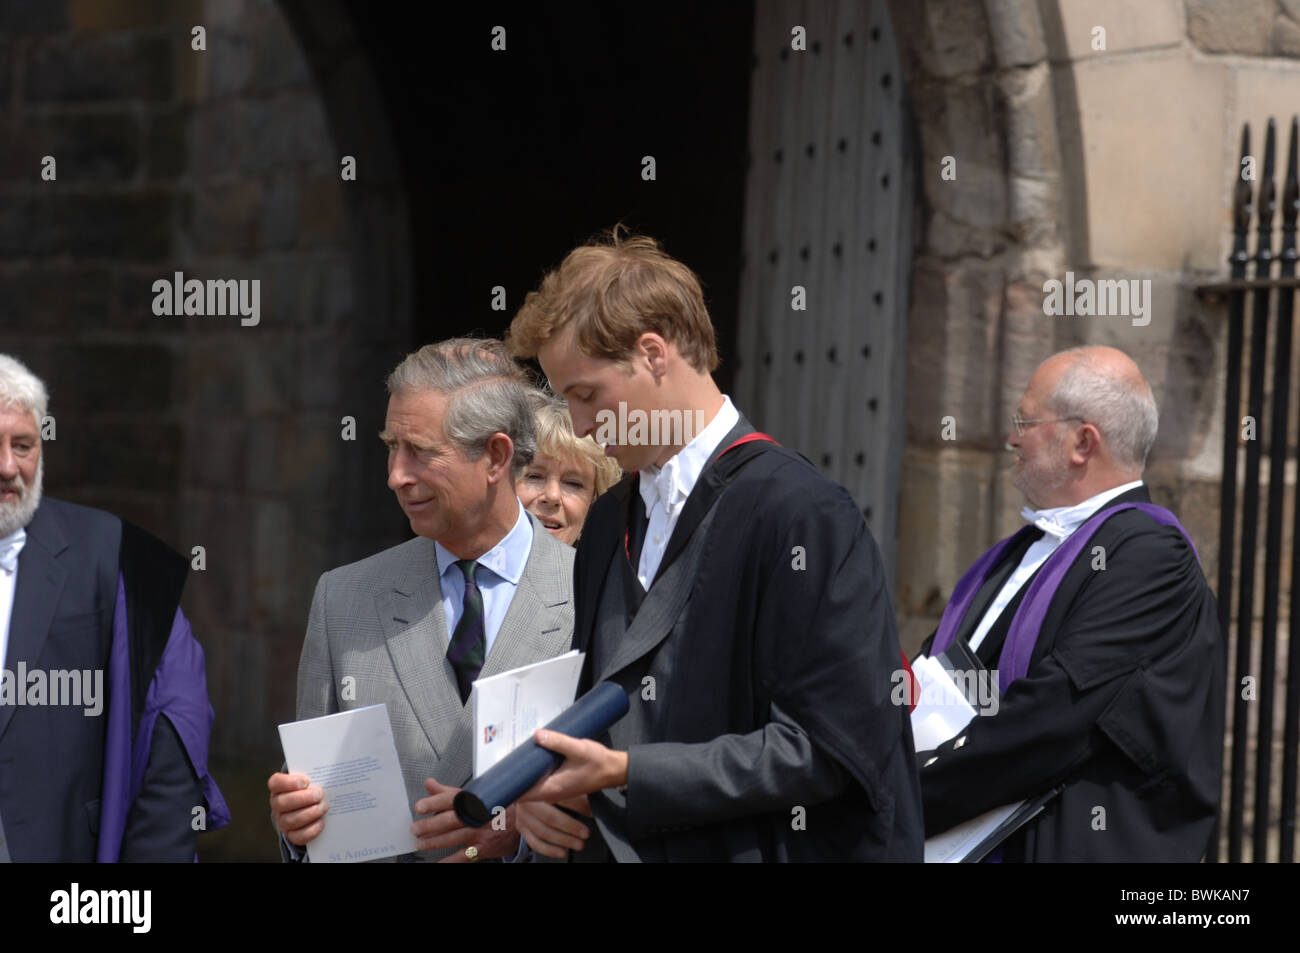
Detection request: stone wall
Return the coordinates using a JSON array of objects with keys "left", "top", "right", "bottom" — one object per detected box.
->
[
  {"left": 887, "top": 0, "right": 1298, "bottom": 640},
  {"left": 888, "top": 0, "right": 1300, "bottom": 860},
  {"left": 0, "top": 0, "right": 411, "bottom": 859}
]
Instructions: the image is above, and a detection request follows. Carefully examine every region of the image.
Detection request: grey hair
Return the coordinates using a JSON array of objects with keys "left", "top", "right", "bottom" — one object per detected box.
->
[
  {"left": 386, "top": 338, "right": 538, "bottom": 479},
  {"left": 1045, "top": 349, "right": 1158, "bottom": 472},
  {"left": 0, "top": 354, "right": 48, "bottom": 426}
]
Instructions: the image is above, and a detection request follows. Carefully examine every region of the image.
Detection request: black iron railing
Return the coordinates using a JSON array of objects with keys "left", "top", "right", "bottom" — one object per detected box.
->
[{"left": 1197, "top": 116, "right": 1300, "bottom": 863}]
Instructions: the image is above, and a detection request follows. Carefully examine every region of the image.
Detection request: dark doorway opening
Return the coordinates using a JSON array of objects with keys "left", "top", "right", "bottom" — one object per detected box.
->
[{"left": 343, "top": 1, "right": 755, "bottom": 392}]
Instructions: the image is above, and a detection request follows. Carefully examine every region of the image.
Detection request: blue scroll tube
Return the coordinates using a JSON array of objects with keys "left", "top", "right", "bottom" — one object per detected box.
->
[{"left": 453, "top": 681, "right": 630, "bottom": 828}]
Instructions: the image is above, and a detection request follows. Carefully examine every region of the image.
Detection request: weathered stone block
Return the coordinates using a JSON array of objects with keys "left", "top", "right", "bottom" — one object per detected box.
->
[
  {"left": 906, "top": 260, "right": 1007, "bottom": 447},
  {"left": 0, "top": 193, "right": 172, "bottom": 258},
  {"left": 252, "top": 500, "right": 292, "bottom": 626},
  {"left": 916, "top": 83, "right": 1008, "bottom": 230},
  {"left": 183, "top": 416, "right": 246, "bottom": 491},
  {"left": 188, "top": 100, "right": 238, "bottom": 177},
  {"left": 1186, "top": 0, "right": 1275, "bottom": 54},
  {"left": 36, "top": 112, "right": 141, "bottom": 182},
  {"left": 58, "top": 418, "right": 181, "bottom": 492},
  {"left": 1276, "top": 14, "right": 1300, "bottom": 54},
  {"left": 182, "top": 494, "right": 253, "bottom": 629},
  {"left": 251, "top": 8, "right": 312, "bottom": 89},
  {"left": 1056, "top": 0, "right": 1184, "bottom": 60},
  {"left": 299, "top": 332, "right": 341, "bottom": 410},
  {"left": 985, "top": 0, "right": 1046, "bottom": 68},
  {"left": 207, "top": 29, "right": 254, "bottom": 96},
  {"left": 1072, "top": 53, "right": 1228, "bottom": 273},
  {"left": 0, "top": 264, "right": 111, "bottom": 330},
  {"left": 243, "top": 342, "right": 294, "bottom": 415},
  {"left": 191, "top": 181, "right": 261, "bottom": 254},
  {"left": 299, "top": 175, "right": 345, "bottom": 244},
  {"left": 895, "top": 444, "right": 1005, "bottom": 617},
  {"left": 999, "top": 61, "right": 1060, "bottom": 182},
  {"left": 25, "top": 32, "right": 172, "bottom": 102},
  {"left": 69, "top": 0, "right": 200, "bottom": 29},
  {"left": 261, "top": 173, "right": 299, "bottom": 249},
  {"left": 187, "top": 337, "right": 247, "bottom": 415},
  {"left": 47, "top": 342, "right": 173, "bottom": 412},
  {"left": 917, "top": 0, "right": 992, "bottom": 78},
  {"left": 145, "top": 107, "right": 190, "bottom": 180},
  {"left": 0, "top": 36, "right": 11, "bottom": 101},
  {"left": 0, "top": 0, "right": 68, "bottom": 32}
]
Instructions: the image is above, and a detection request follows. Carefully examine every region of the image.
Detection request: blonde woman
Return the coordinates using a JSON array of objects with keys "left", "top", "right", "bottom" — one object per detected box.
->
[{"left": 518, "top": 396, "right": 621, "bottom": 546}]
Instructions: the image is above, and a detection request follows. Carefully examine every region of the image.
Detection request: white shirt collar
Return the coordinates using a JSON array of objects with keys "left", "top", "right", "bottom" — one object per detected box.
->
[
  {"left": 0, "top": 527, "right": 26, "bottom": 575},
  {"left": 1020, "top": 480, "right": 1145, "bottom": 540},
  {"left": 639, "top": 395, "right": 741, "bottom": 519},
  {"left": 434, "top": 500, "right": 532, "bottom": 585}
]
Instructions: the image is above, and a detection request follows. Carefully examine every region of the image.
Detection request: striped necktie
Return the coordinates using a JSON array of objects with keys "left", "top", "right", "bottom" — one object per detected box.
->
[{"left": 447, "top": 559, "right": 487, "bottom": 703}]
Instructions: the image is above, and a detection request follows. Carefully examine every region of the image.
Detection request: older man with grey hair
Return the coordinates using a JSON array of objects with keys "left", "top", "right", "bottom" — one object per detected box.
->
[
  {"left": 914, "top": 345, "right": 1223, "bottom": 861},
  {"left": 269, "top": 337, "right": 575, "bottom": 863},
  {"left": 0, "top": 353, "right": 228, "bottom": 861}
]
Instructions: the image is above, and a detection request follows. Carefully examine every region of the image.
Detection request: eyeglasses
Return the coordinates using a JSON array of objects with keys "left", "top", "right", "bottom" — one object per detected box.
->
[{"left": 1011, "top": 413, "right": 1084, "bottom": 436}]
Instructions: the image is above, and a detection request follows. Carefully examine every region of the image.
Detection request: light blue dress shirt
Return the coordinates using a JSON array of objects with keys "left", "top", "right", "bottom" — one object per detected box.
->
[{"left": 434, "top": 500, "right": 533, "bottom": 657}]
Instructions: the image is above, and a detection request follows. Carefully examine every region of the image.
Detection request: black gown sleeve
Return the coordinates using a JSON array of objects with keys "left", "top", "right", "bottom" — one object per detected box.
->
[{"left": 119, "top": 713, "right": 204, "bottom": 861}]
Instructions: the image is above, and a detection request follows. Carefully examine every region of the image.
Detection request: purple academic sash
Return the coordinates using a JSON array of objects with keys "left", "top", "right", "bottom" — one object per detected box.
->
[
  {"left": 930, "top": 502, "right": 1198, "bottom": 694},
  {"left": 98, "top": 573, "right": 232, "bottom": 862}
]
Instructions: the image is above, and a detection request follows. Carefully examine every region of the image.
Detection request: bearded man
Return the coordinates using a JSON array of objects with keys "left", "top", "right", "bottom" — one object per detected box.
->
[{"left": 0, "top": 354, "right": 227, "bottom": 861}]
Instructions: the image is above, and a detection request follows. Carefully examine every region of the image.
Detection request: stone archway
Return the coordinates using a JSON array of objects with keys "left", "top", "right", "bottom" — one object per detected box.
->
[{"left": 885, "top": 0, "right": 1086, "bottom": 649}]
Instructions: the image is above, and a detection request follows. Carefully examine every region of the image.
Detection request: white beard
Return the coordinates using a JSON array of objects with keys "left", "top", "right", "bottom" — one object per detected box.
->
[
  {"left": 1010, "top": 432, "right": 1072, "bottom": 510},
  {"left": 0, "top": 455, "right": 43, "bottom": 538}
]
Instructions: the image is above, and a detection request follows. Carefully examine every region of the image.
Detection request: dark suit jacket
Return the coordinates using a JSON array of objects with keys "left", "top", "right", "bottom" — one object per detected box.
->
[
  {"left": 0, "top": 497, "right": 202, "bottom": 861},
  {"left": 918, "top": 485, "right": 1224, "bottom": 861},
  {"left": 569, "top": 415, "right": 924, "bottom": 862}
]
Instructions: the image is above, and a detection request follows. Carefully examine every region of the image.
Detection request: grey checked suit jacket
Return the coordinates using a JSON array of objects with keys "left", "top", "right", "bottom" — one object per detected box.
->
[{"left": 282, "top": 512, "right": 575, "bottom": 862}]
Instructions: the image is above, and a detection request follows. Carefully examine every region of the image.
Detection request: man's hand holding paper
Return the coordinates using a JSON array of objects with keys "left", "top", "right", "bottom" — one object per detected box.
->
[
  {"left": 268, "top": 772, "right": 329, "bottom": 847},
  {"left": 277, "top": 704, "right": 419, "bottom": 863}
]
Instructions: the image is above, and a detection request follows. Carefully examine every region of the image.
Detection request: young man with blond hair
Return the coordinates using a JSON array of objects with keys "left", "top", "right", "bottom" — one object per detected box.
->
[{"left": 505, "top": 229, "right": 922, "bottom": 862}]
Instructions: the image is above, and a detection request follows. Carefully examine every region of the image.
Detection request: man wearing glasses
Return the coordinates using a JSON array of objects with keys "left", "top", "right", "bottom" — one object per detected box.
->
[{"left": 914, "top": 345, "right": 1223, "bottom": 861}]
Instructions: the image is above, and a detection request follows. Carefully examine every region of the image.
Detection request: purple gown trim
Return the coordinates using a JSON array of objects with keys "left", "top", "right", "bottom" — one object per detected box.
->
[
  {"left": 97, "top": 573, "right": 231, "bottom": 861},
  {"left": 96, "top": 574, "right": 134, "bottom": 862},
  {"left": 930, "top": 503, "right": 1197, "bottom": 693}
]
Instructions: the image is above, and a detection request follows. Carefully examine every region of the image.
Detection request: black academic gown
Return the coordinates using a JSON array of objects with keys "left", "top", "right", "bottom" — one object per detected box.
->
[
  {"left": 569, "top": 415, "right": 924, "bottom": 862},
  {"left": 0, "top": 498, "right": 209, "bottom": 861},
  {"left": 917, "top": 485, "right": 1225, "bottom": 861}
]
